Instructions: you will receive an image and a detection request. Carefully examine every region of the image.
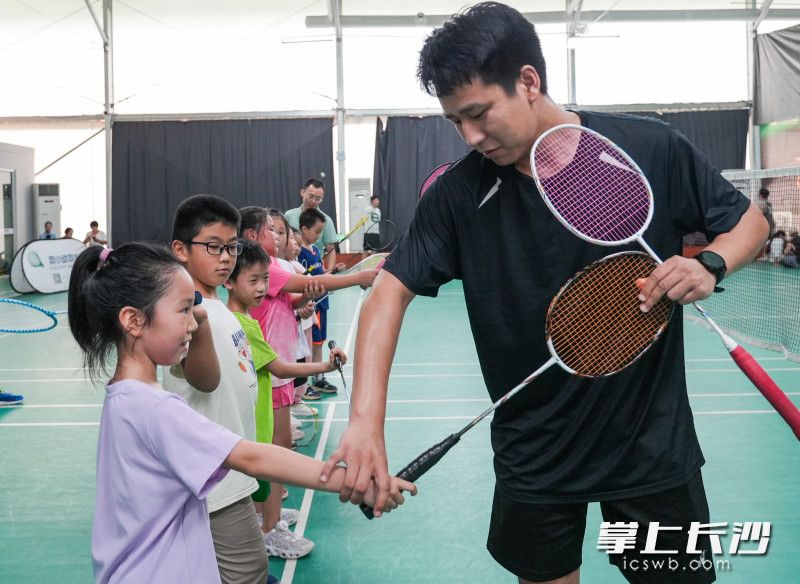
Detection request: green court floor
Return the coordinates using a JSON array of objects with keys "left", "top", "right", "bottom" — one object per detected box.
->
[{"left": 1, "top": 275, "right": 798, "bottom": 583}]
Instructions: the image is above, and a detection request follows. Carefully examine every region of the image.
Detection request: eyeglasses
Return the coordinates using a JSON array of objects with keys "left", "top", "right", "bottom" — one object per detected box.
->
[{"left": 186, "top": 240, "right": 244, "bottom": 257}]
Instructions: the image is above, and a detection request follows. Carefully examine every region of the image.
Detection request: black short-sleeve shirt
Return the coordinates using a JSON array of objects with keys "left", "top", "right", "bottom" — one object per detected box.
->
[{"left": 383, "top": 111, "right": 751, "bottom": 503}]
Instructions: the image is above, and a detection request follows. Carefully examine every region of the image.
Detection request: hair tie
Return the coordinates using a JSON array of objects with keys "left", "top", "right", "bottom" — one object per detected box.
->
[{"left": 97, "top": 248, "right": 113, "bottom": 270}]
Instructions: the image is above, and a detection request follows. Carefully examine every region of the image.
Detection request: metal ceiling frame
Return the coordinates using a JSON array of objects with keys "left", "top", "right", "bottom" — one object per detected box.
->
[
  {"left": 305, "top": 8, "right": 799, "bottom": 28},
  {"left": 3, "top": 2, "right": 790, "bottom": 240}
]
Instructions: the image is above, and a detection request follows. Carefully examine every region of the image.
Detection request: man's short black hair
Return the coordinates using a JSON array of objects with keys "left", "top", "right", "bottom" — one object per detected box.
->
[
  {"left": 370, "top": 195, "right": 379, "bottom": 202},
  {"left": 299, "top": 207, "right": 326, "bottom": 230},
  {"left": 229, "top": 238, "right": 270, "bottom": 282},
  {"left": 759, "top": 188, "right": 769, "bottom": 198},
  {"left": 302, "top": 177, "right": 324, "bottom": 190},
  {"left": 90, "top": 220, "right": 99, "bottom": 228},
  {"left": 418, "top": 2, "right": 548, "bottom": 97},
  {"left": 171, "top": 194, "right": 240, "bottom": 242},
  {"left": 44, "top": 221, "right": 53, "bottom": 227}
]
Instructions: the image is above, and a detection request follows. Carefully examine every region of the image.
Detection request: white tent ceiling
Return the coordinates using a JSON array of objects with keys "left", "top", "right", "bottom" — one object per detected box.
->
[{"left": 0, "top": 1, "right": 798, "bottom": 117}]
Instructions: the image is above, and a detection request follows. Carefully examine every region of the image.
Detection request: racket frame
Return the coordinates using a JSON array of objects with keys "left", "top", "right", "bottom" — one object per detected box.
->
[
  {"left": 0, "top": 298, "right": 59, "bottom": 333},
  {"left": 531, "top": 123, "right": 655, "bottom": 248},
  {"left": 532, "top": 124, "right": 800, "bottom": 440},
  {"left": 360, "top": 251, "right": 673, "bottom": 518}
]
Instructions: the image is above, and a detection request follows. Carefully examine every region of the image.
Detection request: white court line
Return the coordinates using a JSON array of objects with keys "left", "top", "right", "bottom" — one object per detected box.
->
[
  {"left": 1, "top": 378, "right": 103, "bottom": 383},
  {"left": 318, "top": 368, "right": 800, "bottom": 380},
  {"left": 689, "top": 392, "right": 800, "bottom": 397},
  {"left": 0, "top": 408, "right": 791, "bottom": 429},
  {"left": 1, "top": 404, "right": 102, "bottom": 409},
  {"left": 282, "top": 393, "right": 336, "bottom": 583},
  {"left": 283, "top": 288, "right": 365, "bottom": 584},
  {"left": 313, "top": 410, "right": 785, "bottom": 423},
  {"left": 0, "top": 367, "right": 90, "bottom": 372},
  {"left": 0, "top": 422, "right": 99, "bottom": 427},
  {"left": 6, "top": 392, "right": 798, "bottom": 411},
  {"left": 685, "top": 367, "right": 800, "bottom": 373}
]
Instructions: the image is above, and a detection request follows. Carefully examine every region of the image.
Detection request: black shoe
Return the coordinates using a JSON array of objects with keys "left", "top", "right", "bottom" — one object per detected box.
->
[{"left": 312, "top": 378, "right": 338, "bottom": 394}]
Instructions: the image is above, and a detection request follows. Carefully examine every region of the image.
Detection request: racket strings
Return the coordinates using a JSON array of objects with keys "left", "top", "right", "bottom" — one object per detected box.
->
[
  {"left": 0, "top": 299, "right": 58, "bottom": 333},
  {"left": 348, "top": 252, "right": 389, "bottom": 272},
  {"left": 535, "top": 129, "right": 650, "bottom": 242},
  {"left": 547, "top": 254, "right": 673, "bottom": 376}
]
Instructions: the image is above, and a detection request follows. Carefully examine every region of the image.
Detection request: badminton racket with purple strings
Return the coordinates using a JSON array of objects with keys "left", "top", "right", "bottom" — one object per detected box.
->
[{"left": 531, "top": 123, "right": 800, "bottom": 440}]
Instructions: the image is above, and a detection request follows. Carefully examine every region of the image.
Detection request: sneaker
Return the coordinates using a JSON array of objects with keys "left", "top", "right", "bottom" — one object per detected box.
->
[
  {"left": 291, "top": 427, "right": 305, "bottom": 443},
  {"left": 263, "top": 520, "right": 314, "bottom": 559},
  {"left": 281, "top": 508, "right": 300, "bottom": 526},
  {"left": 302, "top": 388, "right": 322, "bottom": 401},
  {"left": 312, "top": 378, "right": 338, "bottom": 394},
  {"left": 291, "top": 402, "right": 318, "bottom": 417},
  {"left": 257, "top": 509, "right": 299, "bottom": 526},
  {"left": 0, "top": 391, "right": 23, "bottom": 406}
]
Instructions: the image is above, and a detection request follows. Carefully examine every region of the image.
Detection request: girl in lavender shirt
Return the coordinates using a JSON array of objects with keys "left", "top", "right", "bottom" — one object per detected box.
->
[{"left": 68, "top": 243, "right": 416, "bottom": 584}]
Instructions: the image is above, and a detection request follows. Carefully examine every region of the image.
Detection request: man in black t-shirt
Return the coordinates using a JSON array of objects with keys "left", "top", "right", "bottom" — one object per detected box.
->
[{"left": 320, "top": 4, "right": 768, "bottom": 584}]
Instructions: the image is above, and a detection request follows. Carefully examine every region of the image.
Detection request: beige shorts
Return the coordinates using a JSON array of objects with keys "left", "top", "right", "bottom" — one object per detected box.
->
[{"left": 209, "top": 497, "right": 268, "bottom": 584}]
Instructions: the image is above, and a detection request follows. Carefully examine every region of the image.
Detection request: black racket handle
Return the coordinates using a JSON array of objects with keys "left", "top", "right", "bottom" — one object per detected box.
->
[
  {"left": 327, "top": 340, "right": 343, "bottom": 371},
  {"left": 360, "top": 433, "right": 461, "bottom": 519}
]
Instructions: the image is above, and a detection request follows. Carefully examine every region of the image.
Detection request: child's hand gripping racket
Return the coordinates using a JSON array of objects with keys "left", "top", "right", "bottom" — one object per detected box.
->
[
  {"left": 360, "top": 251, "right": 674, "bottom": 518},
  {"left": 531, "top": 124, "right": 800, "bottom": 440},
  {"left": 327, "top": 339, "right": 350, "bottom": 402}
]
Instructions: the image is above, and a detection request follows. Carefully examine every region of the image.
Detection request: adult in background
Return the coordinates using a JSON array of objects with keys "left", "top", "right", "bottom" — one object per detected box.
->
[
  {"left": 284, "top": 178, "right": 339, "bottom": 270},
  {"left": 362, "top": 195, "right": 381, "bottom": 257},
  {"left": 63, "top": 227, "right": 74, "bottom": 239},
  {"left": 321, "top": 4, "right": 768, "bottom": 584},
  {"left": 83, "top": 221, "right": 108, "bottom": 247},
  {"left": 39, "top": 221, "right": 55, "bottom": 240}
]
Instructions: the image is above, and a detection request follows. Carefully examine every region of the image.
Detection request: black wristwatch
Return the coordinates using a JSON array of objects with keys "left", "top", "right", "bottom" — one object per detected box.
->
[{"left": 693, "top": 250, "right": 727, "bottom": 288}]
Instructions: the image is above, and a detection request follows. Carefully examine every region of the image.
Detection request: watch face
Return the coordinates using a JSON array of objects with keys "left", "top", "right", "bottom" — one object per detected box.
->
[{"left": 699, "top": 252, "right": 725, "bottom": 270}]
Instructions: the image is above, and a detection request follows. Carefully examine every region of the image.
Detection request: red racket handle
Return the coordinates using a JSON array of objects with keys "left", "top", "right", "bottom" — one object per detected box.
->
[{"left": 730, "top": 346, "right": 800, "bottom": 440}]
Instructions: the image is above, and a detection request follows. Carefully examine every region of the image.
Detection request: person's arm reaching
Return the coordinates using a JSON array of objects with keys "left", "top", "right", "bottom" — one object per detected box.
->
[
  {"left": 225, "top": 438, "right": 416, "bottom": 513},
  {"left": 281, "top": 269, "right": 377, "bottom": 294},
  {"left": 267, "top": 346, "right": 346, "bottom": 379},
  {"left": 319, "top": 270, "right": 416, "bottom": 517},
  {"left": 638, "top": 203, "right": 769, "bottom": 311}
]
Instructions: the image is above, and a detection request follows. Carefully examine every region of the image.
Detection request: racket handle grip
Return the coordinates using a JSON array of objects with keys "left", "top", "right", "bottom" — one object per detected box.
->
[
  {"left": 730, "top": 346, "right": 800, "bottom": 440},
  {"left": 327, "top": 340, "right": 342, "bottom": 370},
  {"left": 360, "top": 433, "right": 461, "bottom": 519}
]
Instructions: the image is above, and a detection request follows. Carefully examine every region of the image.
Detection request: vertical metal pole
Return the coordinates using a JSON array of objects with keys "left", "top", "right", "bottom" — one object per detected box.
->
[
  {"left": 103, "top": 0, "right": 114, "bottom": 242},
  {"left": 332, "top": 0, "right": 347, "bottom": 248},
  {"left": 567, "top": 47, "right": 577, "bottom": 107}
]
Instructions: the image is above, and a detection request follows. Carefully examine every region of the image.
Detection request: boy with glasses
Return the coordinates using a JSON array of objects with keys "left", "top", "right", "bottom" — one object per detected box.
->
[{"left": 164, "top": 194, "right": 270, "bottom": 584}]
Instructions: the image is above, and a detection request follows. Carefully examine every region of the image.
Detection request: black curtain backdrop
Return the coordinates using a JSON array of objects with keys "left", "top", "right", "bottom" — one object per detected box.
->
[
  {"left": 373, "top": 116, "right": 471, "bottom": 237},
  {"left": 112, "top": 118, "right": 335, "bottom": 244},
  {"left": 640, "top": 109, "right": 749, "bottom": 171},
  {"left": 373, "top": 109, "right": 749, "bottom": 237}
]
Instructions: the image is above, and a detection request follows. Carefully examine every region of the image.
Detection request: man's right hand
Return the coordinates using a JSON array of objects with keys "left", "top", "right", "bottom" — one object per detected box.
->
[{"left": 319, "top": 421, "right": 393, "bottom": 516}]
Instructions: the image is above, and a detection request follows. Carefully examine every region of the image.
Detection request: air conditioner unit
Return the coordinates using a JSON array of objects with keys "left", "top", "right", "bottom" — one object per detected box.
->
[{"left": 33, "top": 183, "right": 61, "bottom": 238}]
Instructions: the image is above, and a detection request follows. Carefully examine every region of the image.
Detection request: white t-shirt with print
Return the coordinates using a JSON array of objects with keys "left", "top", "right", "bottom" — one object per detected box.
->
[{"left": 163, "top": 297, "right": 258, "bottom": 513}]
